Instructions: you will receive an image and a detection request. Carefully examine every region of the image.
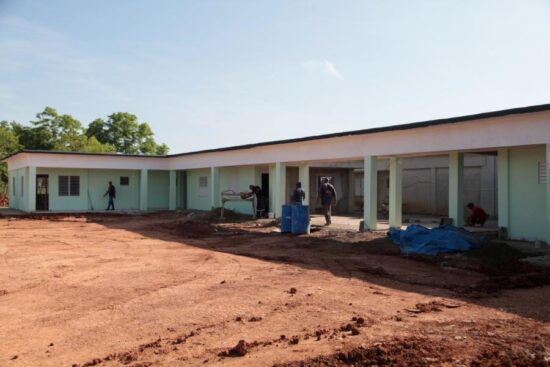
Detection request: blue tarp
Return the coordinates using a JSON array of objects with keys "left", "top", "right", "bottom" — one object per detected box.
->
[{"left": 388, "top": 224, "right": 486, "bottom": 256}]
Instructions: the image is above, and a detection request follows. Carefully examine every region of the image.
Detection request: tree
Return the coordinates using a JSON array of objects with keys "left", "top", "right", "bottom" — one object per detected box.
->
[
  {"left": 86, "top": 112, "right": 168, "bottom": 155},
  {"left": 0, "top": 121, "right": 22, "bottom": 193},
  {"left": 80, "top": 136, "right": 116, "bottom": 153}
]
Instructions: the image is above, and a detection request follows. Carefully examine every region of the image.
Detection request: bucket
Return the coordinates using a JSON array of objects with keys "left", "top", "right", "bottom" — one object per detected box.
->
[
  {"left": 267, "top": 212, "right": 274, "bottom": 219},
  {"left": 291, "top": 205, "right": 310, "bottom": 234},
  {"left": 280, "top": 205, "right": 292, "bottom": 233}
]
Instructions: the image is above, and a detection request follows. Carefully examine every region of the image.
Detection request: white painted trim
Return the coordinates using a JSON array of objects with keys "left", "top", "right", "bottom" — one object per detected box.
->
[{"left": 4, "top": 110, "right": 550, "bottom": 171}]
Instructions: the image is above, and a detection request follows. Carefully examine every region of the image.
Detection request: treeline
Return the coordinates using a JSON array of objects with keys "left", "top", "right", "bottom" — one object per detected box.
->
[{"left": 0, "top": 106, "right": 169, "bottom": 193}]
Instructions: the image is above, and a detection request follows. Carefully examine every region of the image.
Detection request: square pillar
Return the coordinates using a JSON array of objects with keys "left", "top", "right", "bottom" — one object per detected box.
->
[
  {"left": 210, "top": 167, "right": 220, "bottom": 209},
  {"left": 140, "top": 169, "right": 148, "bottom": 211},
  {"left": 27, "top": 166, "right": 36, "bottom": 212},
  {"left": 449, "top": 152, "right": 464, "bottom": 226},
  {"left": 169, "top": 170, "right": 177, "bottom": 211},
  {"left": 546, "top": 144, "right": 550, "bottom": 243},
  {"left": 497, "top": 149, "right": 509, "bottom": 229},
  {"left": 388, "top": 157, "right": 402, "bottom": 229},
  {"left": 274, "top": 162, "right": 286, "bottom": 218},
  {"left": 298, "top": 164, "right": 310, "bottom": 206},
  {"left": 363, "top": 156, "right": 378, "bottom": 230}
]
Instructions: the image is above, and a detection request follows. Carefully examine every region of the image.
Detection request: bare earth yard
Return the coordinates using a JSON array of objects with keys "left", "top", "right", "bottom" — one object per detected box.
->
[{"left": 1, "top": 212, "right": 549, "bottom": 366}]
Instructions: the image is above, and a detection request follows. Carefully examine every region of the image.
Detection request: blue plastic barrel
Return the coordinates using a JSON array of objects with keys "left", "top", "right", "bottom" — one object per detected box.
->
[
  {"left": 281, "top": 205, "right": 292, "bottom": 233},
  {"left": 291, "top": 205, "right": 310, "bottom": 234}
]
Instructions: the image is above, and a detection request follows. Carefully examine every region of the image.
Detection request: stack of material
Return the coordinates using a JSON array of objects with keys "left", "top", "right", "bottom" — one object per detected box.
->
[{"left": 388, "top": 224, "right": 487, "bottom": 256}]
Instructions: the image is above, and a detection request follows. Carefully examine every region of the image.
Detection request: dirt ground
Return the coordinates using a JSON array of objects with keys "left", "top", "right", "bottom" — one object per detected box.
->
[{"left": 1, "top": 211, "right": 549, "bottom": 367}]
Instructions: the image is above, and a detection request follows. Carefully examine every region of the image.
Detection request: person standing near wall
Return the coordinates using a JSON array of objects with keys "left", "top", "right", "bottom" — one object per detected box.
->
[
  {"left": 104, "top": 181, "right": 116, "bottom": 211},
  {"left": 317, "top": 178, "right": 337, "bottom": 225},
  {"left": 291, "top": 181, "right": 306, "bottom": 205}
]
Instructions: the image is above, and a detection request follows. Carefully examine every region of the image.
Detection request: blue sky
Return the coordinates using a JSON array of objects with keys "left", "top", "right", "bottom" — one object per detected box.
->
[{"left": 1, "top": 1, "right": 549, "bottom": 153}]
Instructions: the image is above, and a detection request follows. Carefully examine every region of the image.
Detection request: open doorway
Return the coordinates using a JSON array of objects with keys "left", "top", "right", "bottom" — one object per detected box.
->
[{"left": 36, "top": 174, "right": 49, "bottom": 211}]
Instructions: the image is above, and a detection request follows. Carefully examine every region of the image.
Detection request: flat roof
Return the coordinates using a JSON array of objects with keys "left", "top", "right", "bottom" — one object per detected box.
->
[{"left": 3, "top": 102, "right": 550, "bottom": 162}]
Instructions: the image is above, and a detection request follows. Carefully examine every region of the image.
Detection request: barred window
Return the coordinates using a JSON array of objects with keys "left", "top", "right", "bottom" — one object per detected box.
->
[
  {"left": 120, "top": 176, "right": 129, "bottom": 186},
  {"left": 13, "top": 177, "right": 15, "bottom": 196},
  {"left": 59, "top": 176, "right": 80, "bottom": 196},
  {"left": 20, "top": 176, "right": 24, "bottom": 197},
  {"left": 539, "top": 161, "right": 547, "bottom": 184},
  {"left": 199, "top": 176, "right": 208, "bottom": 197}
]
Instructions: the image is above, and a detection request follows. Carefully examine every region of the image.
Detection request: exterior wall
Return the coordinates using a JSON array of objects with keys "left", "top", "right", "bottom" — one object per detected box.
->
[
  {"left": 509, "top": 146, "right": 547, "bottom": 241},
  {"left": 308, "top": 167, "right": 351, "bottom": 213},
  {"left": 8, "top": 170, "right": 18, "bottom": 210},
  {"left": 219, "top": 166, "right": 256, "bottom": 214},
  {"left": 186, "top": 168, "right": 211, "bottom": 211},
  {"left": 147, "top": 170, "right": 169, "bottom": 210},
  {"left": 33, "top": 168, "right": 141, "bottom": 211},
  {"left": 10, "top": 168, "right": 28, "bottom": 211}
]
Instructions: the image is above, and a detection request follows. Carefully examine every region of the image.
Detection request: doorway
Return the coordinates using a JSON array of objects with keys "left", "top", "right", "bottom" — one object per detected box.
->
[
  {"left": 36, "top": 174, "right": 49, "bottom": 211},
  {"left": 261, "top": 173, "right": 269, "bottom": 212}
]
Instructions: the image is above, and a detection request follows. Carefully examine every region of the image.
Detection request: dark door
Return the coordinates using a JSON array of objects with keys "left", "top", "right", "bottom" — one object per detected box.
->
[
  {"left": 261, "top": 173, "right": 269, "bottom": 212},
  {"left": 36, "top": 175, "right": 49, "bottom": 211}
]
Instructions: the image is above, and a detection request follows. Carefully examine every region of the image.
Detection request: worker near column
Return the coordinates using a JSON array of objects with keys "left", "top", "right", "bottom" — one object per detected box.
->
[
  {"left": 317, "top": 178, "right": 337, "bottom": 225},
  {"left": 103, "top": 181, "right": 116, "bottom": 211},
  {"left": 248, "top": 184, "right": 263, "bottom": 215},
  {"left": 291, "top": 181, "right": 306, "bottom": 205},
  {"left": 466, "top": 202, "right": 489, "bottom": 226}
]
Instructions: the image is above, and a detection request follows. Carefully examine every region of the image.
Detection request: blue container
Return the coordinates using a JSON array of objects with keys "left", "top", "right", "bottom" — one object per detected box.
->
[
  {"left": 291, "top": 205, "right": 310, "bottom": 234},
  {"left": 281, "top": 205, "right": 292, "bottom": 233}
]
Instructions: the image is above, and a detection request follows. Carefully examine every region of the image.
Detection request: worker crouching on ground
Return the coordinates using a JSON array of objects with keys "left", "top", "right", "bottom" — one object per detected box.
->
[
  {"left": 291, "top": 181, "right": 306, "bottom": 205},
  {"left": 317, "top": 178, "right": 337, "bottom": 225},
  {"left": 466, "top": 202, "right": 489, "bottom": 226}
]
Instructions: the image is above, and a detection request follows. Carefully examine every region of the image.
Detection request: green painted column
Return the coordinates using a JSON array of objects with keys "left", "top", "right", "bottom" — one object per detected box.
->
[
  {"left": 210, "top": 167, "right": 220, "bottom": 209},
  {"left": 497, "top": 149, "right": 509, "bottom": 230},
  {"left": 274, "top": 162, "right": 286, "bottom": 218},
  {"left": 140, "top": 169, "right": 148, "bottom": 211},
  {"left": 546, "top": 144, "right": 550, "bottom": 243},
  {"left": 449, "top": 152, "right": 464, "bottom": 226},
  {"left": 388, "top": 157, "right": 402, "bottom": 229},
  {"left": 169, "top": 170, "right": 177, "bottom": 210},
  {"left": 298, "top": 164, "right": 310, "bottom": 205},
  {"left": 27, "top": 166, "right": 36, "bottom": 212},
  {"left": 363, "top": 156, "right": 378, "bottom": 230}
]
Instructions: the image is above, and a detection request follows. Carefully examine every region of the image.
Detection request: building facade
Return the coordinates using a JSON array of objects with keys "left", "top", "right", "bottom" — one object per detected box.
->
[{"left": 3, "top": 104, "right": 550, "bottom": 243}]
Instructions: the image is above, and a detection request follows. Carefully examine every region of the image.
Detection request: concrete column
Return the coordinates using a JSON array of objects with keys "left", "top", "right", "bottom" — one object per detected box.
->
[
  {"left": 388, "top": 157, "right": 402, "bottom": 229},
  {"left": 27, "top": 166, "right": 36, "bottom": 212},
  {"left": 497, "top": 149, "right": 509, "bottom": 229},
  {"left": 546, "top": 144, "right": 550, "bottom": 243},
  {"left": 140, "top": 169, "right": 148, "bottom": 211},
  {"left": 449, "top": 152, "right": 464, "bottom": 226},
  {"left": 169, "top": 170, "right": 177, "bottom": 210},
  {"left": 210, "top": 167, "right": 220, "bottom": 209},
  {"left": 363, "top": 156, "right": 378, "bottom": 230},
  {"left": 298, "top": 164, "right": 310, "bottom": 206},
  {"left": 274, "top": 162, "right": 286, "bottom": 218}
]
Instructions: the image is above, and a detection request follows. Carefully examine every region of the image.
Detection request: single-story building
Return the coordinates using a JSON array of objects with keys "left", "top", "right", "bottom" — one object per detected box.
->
[{"left": 3, "top": 103, "right": 550, "bottom": 242}]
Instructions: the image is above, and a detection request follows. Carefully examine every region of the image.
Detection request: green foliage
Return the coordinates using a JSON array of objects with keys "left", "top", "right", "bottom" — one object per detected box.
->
[
  {"left": 0, "top": 121, "right": 22, "bottom": 192},
  {"left": 3, "top": 107, "right": 169, "bottom": 156},
  {"left": 80, "top": 136, "right": 116, "bottom": 153}
]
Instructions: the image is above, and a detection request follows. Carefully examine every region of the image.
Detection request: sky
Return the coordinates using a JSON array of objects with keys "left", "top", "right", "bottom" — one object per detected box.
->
[{"left": 1, "top": 0, "right": 549, "bottom": 154}]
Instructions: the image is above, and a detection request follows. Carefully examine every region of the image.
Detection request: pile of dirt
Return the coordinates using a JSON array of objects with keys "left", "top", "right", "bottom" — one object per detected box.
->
[
  {"left": 209, "top": 207, "right": 250, "bottom": 221},
  {"left": 471, "top": 344, "right": 549, "bottom": 367},
  {"left": 151, "top": 220, "right": 218, "bottom": 238},
  {"left": 218, "top": 340, "right": 248, "bottom": 357},
  {"left": 273, "top": 337, "right": 449, "bottom": 367}
]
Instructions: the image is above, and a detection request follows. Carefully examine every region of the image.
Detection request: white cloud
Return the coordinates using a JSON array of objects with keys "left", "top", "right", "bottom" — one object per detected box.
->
[{"left": 301, "top": 59, "right": 343, "bottom": 79}]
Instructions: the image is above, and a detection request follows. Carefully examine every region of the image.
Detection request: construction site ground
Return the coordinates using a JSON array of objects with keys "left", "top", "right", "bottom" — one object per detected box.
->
[{"left": 1, "top": 211, "right": 549, "bottom": 367}]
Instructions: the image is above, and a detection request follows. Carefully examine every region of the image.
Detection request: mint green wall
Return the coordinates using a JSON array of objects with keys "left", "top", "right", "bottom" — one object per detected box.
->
[
  {"left": 88, "top": 169, "right": 140, "bottom": 210},
  {"left": 219, "top": 166, "right": 256, "bottom": 214},
  {"left": 186, "top": 168, "right": 211, "bottom": 210},
  {"left": 509, "top": 146, "right": 547, "bottom": 241},
  {"left": 9, "top": 168, "right": 28, "bottom": 211},
  {"left": 147, "top": 170, "right": 169, "bottom": 209},
  {"left": 33, "top": 168, "right": 141, "bottom": 211}
]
